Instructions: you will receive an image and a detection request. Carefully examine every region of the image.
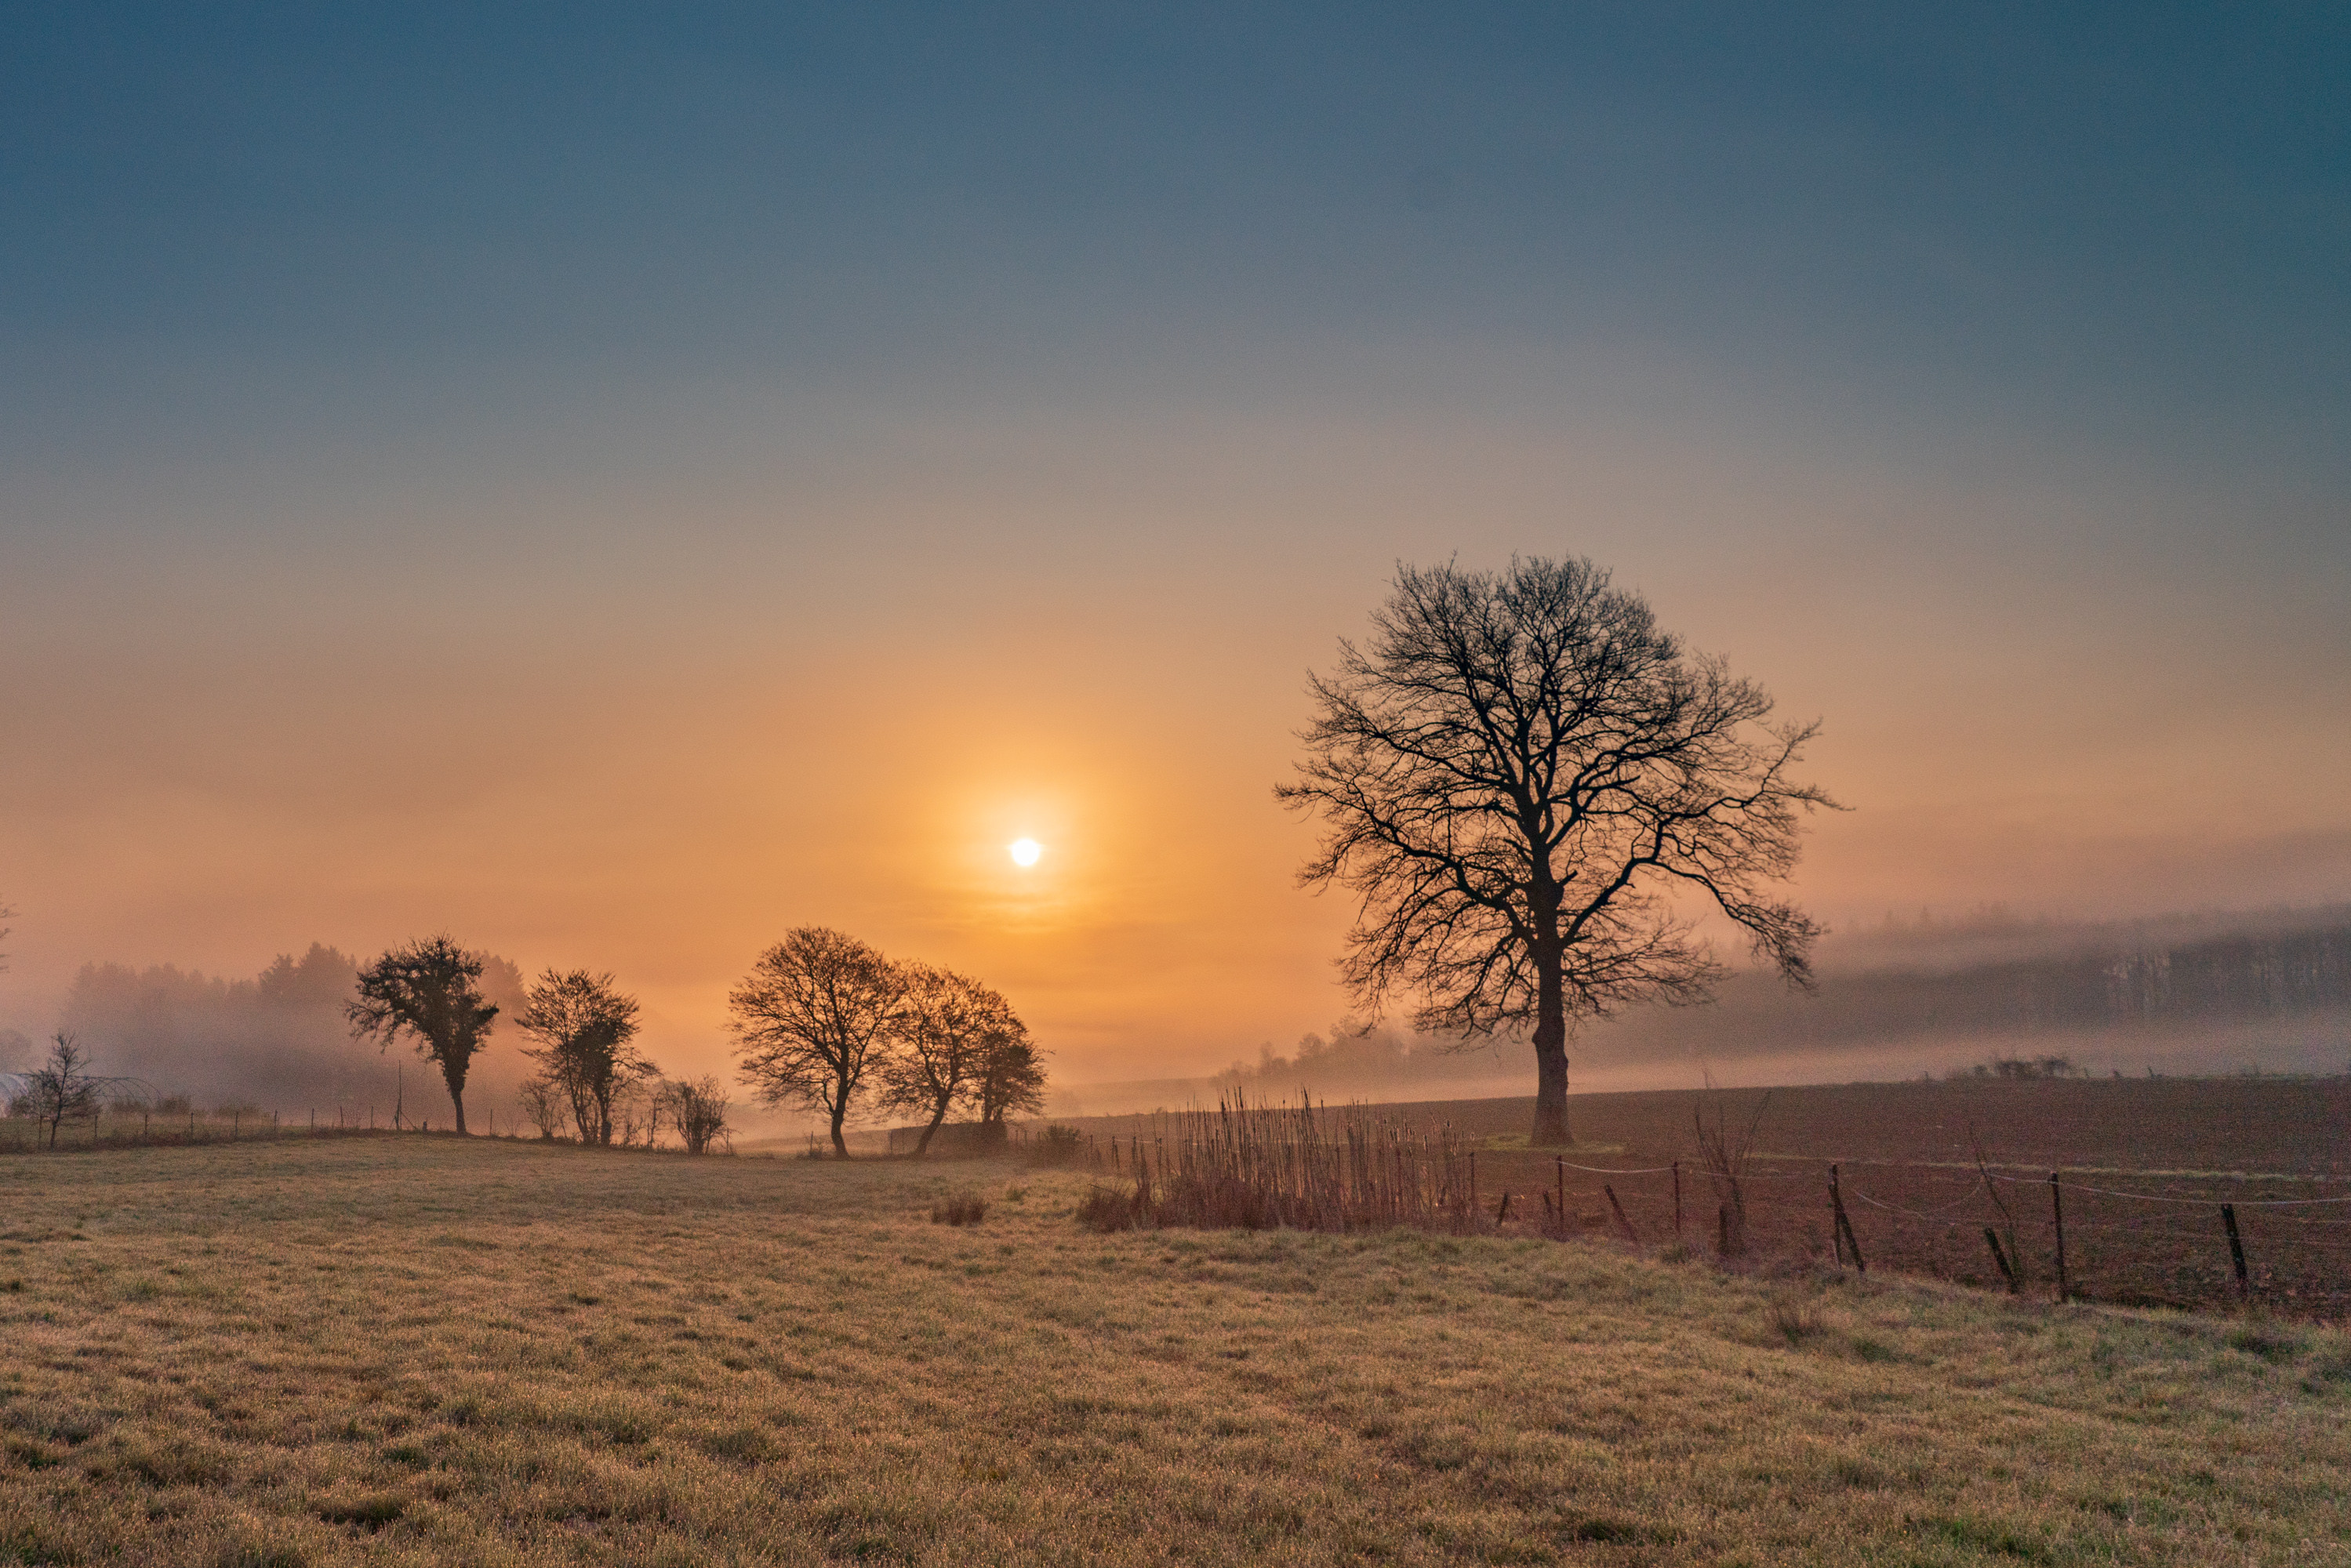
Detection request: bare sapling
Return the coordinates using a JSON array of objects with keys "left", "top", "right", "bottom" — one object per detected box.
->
[{"left": 16, "top": 1035, "right": 106, "bottom": 1149}]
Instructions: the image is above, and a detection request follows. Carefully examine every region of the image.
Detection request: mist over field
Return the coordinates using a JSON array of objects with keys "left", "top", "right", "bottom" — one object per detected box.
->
[{"left": 10, "top": 902, "right": 2345, "bottom": 1136}]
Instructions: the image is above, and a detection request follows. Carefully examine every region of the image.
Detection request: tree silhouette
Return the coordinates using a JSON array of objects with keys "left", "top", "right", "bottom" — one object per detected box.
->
[
  {"left": 345, "top": 935, "right": 500, "bottom": 1135},
  {"left": 729, "top": 927, "right": 903, "bottom": 1158},
  {"left": 973, "top": 1029, "right": 1047, "bottom": 1135},
  {"left": 515, "top": 969, "right": 651, "bottom": 1145},
  {"left": 878, "top": 965, "right": 1023, "bottom": 1156},
  {"left": 660, "top": 1076, "right": 733, "bottom": 1155},
  {"left": 1279, "top": 557, "right": 1834, "bottom": 1145},
  {"left": 18, "top": 1034, "right": 105, "bottom": 1149}
]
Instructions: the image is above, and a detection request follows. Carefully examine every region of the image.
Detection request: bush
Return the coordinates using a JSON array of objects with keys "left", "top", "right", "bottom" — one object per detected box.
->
[{"left": 1030, "top": 1123, "right": 1089, "bottom": 1167}]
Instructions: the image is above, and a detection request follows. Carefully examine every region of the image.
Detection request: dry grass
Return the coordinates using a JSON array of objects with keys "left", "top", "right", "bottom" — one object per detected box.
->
[
  {"left": 1116, "top": 1098, "right": 1485, "bottom": 1233},
  {"left": 2, "top": 1136, "right": 2348, "bottom": 1565}
]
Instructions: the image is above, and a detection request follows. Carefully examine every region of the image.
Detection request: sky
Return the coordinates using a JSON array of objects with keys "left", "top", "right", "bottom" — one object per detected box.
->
[{"left": 3, "top": 3, "right": 2347, "bottom": 1089}]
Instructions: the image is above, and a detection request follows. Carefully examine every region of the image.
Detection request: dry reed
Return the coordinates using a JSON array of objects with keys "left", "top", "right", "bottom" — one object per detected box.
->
[{"left": 1096, "top": 1094, "right": 1488, "bottom": 1235}]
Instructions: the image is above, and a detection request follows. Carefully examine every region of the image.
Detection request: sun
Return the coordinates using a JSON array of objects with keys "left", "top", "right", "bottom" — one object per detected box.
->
[{"left": 1007, "top": 837, "right": 1043, "bottom": 867}]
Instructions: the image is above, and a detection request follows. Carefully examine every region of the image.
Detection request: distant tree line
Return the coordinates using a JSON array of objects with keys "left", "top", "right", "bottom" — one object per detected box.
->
[
  {"left": 49, "top": 944, "right": 528, "bottom": 1112},
  {"left": 8, "top": 913, "right": 1048, "bottom": 1156},
  {"left": 1786, "top": 924, "right": 2351, "bottom": 1040}
]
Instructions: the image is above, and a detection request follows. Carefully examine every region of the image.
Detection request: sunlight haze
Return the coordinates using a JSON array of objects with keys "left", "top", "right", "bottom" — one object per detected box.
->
[{"left": 2, "top": 5, "right": 2346, "bottom": 1105}]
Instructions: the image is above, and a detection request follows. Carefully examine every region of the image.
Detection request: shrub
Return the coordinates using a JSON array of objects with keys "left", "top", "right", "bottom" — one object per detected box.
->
[
  {"left": 1075, "top": 1183, "right": 1143, "bottom": 1232},
  {"left": 1030, "top": 1123, "right": 1089, "bottom": 1167}
]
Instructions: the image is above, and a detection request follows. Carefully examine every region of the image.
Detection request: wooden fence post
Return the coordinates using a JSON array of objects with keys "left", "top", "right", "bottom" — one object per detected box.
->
[
  {"left": 1604, "top": 1185, "right": 1640, "bottom": 1246},
  {"left": 1830, "top": 1163, "right": 1866, "bottom": 1273},
  {"left": 2049, "top": 1171, "right": 2069, "bottom": 1301},
  {"left": 1830, "top": 1163, "right": 1845, "bottom": 1266},
  {"left": 1983, "top": 1226, "right": 2019, "bottom": 1293},
  {"left": 2222, "top": 1203, "right": 2250, "bottom": 1296},
  {"left": 1672, "top": 1160, "right": 1683, "bottom": 1240}
]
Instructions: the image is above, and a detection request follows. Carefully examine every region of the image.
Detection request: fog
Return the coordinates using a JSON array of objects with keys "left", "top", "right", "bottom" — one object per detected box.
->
[
  {"left": 1054, "top": 903, "right": 2351, "bottom": 1116},
  {"left": 9, "top": 903, "right": 2344, "bottom": 1134}
]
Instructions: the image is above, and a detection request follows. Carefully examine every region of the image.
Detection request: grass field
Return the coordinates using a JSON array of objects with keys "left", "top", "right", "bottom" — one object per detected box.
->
[{"left": 3, "top": 1135, "right": 2349, "bottom": 1566}]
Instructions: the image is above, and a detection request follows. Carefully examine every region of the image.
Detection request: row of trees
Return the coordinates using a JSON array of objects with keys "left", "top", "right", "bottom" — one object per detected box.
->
[
  {"left": 340, "top": 928, "right": 1045, "bottom": 1157},
  {"left": 344, "top": 938, "right": 732, "bottom": 1152},
  {"left": 729, "top": 927, "right": 1045, "bottom": 1157}
]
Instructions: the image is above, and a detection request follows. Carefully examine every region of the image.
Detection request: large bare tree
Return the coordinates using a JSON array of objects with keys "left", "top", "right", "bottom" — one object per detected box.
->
[
  {"left": 515, "top": 968, "right": 651, "bottom": 1145},
  {"left": 1278, "top": 557, "right": 1834, "bottom": 1145},
  {"left": 729, "top": 927, "right": 903, "bottom": 1158},
  {"left": 345, "top": 935, "right": 500, "bottom": 1135},
  {"left": 878, "top": 965, "right": 1023, "bottom": 1157}
]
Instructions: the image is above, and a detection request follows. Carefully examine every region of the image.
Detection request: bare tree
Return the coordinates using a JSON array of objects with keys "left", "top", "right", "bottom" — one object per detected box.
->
[
  {"left": 1278, "top": 557, "right": 1835, "bottom": 1146},
  {"left": 729, "top": 927, "right": 904, "bottom": 1158},
  {"left": 661, "top": 1076, "right": 734, "bottom": 1155},
  {"left": 973, "top": 1028, "right": 1047, "bottom": 1137},
  {"left": 878, "top": 966, "right": 1022, "bottom": 1157},
  {"left": 345, "top": 935, "right": 500, "bottom": 1136},
  {"left": 516, "top": 1077, "right": 566, "bottom": 1140},
  {"left": 514, "top": 969, "right": 651, "bottom": 1145},
  {"left": 610, "top": 1076, "right": 664, "bottom": 1148},
  {"left": 17, "top": 1035, "right": 105, "bottom": 1150}
]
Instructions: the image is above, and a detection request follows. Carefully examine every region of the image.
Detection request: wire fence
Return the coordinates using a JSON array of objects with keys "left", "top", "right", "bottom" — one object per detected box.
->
[
  {"left": 0, "top": 1102, "right": 524, "bottom": 1153},
  {"left": 1042, "top": 1109, "right": 2351, "bottom": 1316},
  {"left": 1517, "top": 1151, "right": 2351, "bottom": 1315}
]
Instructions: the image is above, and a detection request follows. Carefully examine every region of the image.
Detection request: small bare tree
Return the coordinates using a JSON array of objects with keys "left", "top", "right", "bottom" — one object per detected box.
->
[
  {"left": 516, "top": 1077, "right": 566, "bottom": 1140},
  {"left": 1280, "top": 557, "right": 1836, "bottom": 1146},
  {"left": 19, "top": 1034, "right": 105, "bottom": 1150},
  {"left": 662, "top": 1076, "right": 734, "bottom": 1155},
  {"left": 346, "top": 936, "right": 500, "bottom": 1135},
  {"left": 611, "top": 1077, "right": 664, "bottom": 1148},
  {"left": 729, "top": 927, "right": 904, "bottom": 1158},
  {"left": 515, "top": 969, "right": 652, "bottom": 1145},
  {"left": 878, "top": 965, "right": 1022, "bottom": 1156}
]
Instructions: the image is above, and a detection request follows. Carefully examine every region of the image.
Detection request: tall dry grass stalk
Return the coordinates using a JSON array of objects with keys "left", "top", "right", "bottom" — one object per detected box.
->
[
  {"left": 1691, "top": 1090, "right": 1768, "bottom": 1257},
  {"left": 1092, "top": 1094, "right": 1487, "bottom": 1234}
]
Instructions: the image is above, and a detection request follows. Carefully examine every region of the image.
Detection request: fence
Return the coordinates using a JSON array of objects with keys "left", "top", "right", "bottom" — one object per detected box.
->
[
  {"left": 1525, "top": 1152, "right": 2351, "bottom": 1316},
  {"left": 0, "top": 1102, "right": 530, "bottom": 1154},
  {"left": 1047, "top": 1101, "right": 2351, "bottom": 1316}
]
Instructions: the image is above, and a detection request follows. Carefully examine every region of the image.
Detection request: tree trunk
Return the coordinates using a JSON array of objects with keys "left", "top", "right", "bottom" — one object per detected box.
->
[
  {"left": 830, "top": 1102, "right": 850, "bottom": 1158},
  {"left": 441, "top": 1060, "right": 469, "bottom": 1136},
  {"left": 913, "top": 1097, "right": 950, "bottom": 1157},
  {"left": 1530, "top": 938, "right": 1572, "bottom": 1146}
]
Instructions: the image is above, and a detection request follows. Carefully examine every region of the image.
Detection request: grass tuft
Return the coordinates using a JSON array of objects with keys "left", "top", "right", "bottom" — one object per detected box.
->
[
  {"left": 928, "top": 1192, "right": 988, "bottom": 1226},
  {"left": 1768, "top": 1289, "right": 1827, "bottom": 1345}
]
